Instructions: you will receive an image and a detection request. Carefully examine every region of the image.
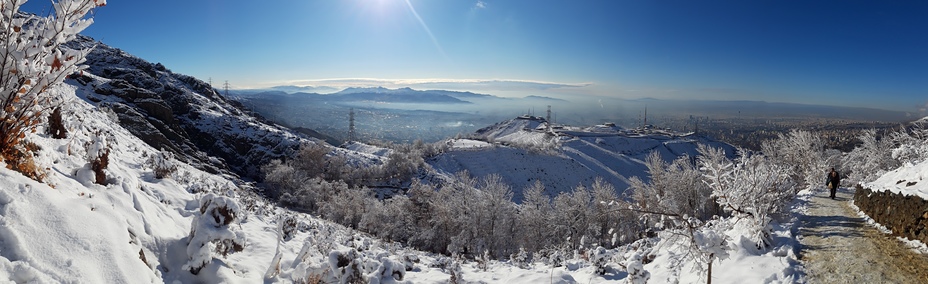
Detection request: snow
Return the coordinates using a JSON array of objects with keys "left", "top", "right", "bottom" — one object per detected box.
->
[
  {"left": 449, "top": 139, "right": 491, "bottom": 149},
  {"left": 0, "top": 24, "right": 811, "bottom": 281},
  {"left": 0, "top": 76, "right": 812, "bottom": 283},
  {"left": 864, "top": 158, "right": 928, "bottom": 199},
  {"left": 431, "top": 119, "right": 735, "bottom": 202}
]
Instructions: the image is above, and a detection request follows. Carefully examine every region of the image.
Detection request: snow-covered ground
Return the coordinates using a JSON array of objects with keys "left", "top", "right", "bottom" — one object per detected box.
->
[
  {"left": 430, "top": 117, "right": 735, "bottom": 202},
  {"left": 864, "top": 159, "right": 928, "bottom": 199},
  {"left": 0, "top": 75, "right": 809, "bottom": 283}
]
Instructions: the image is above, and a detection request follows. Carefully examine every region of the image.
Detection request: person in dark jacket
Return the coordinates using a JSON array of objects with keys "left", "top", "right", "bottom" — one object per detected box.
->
[{"left": 826, "top": 168, "right": 840, "bottom": 199}]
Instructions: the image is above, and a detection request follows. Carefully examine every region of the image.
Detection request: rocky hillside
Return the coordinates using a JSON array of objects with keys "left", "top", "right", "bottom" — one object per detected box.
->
[{"left": 65, "top": 36, "right": 305, "bottom": 179}]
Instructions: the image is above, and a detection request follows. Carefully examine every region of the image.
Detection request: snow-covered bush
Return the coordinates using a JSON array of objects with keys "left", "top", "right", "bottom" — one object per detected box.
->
[
  {"left": 278, "top": 213, "right": 299, "bottom": 242},
  {"left": 46, "top": 106, "right": 67, "bottom": 139},
  {"left": 516, "top": 180, "right": 554, "bottom": 252},
  {"left": 358, "top": 194, "right": 415, "bottom": 243},
  {"left": 617, "top": 238, "right": 654, "bottom": 284},
  {"left": 589, "top": 246, "right": 611, "bottom": 275},
  {"left": 146, "top": 148, "right": 177, "bottom": 179},
  {"left": 321, "top": 186, "right": 374, "bottom": 229},
  {"left": 842, "top": 129, "right": 898, "bottom": 184},
  {"left": 622, "top": 249, "right": 650, "bottom": 284},
  {"left": 760, "top": 129, "right": 832, "bottom": 191},
  {"left": 184, "top": 193, "right": 246, "bottom": 275},
  {"left": 328, "top": 249, "right": 365, "bottom": 284},
  {"left": 324, "top": 248, "right": 405, "bottom": 284},
  {"left": 699, "top": 145, "right": 794, "bottom": 249},
  {"left": 630, "top": 152, "right": 717, "bottom": 223},
  {"left": 888, "top": 123, "right": 928, "bottom": 165},
  {"left": 0, "top": 0, "right": 105, "bottom": 179},
  {"left": 510, "top": 247, "right": 532, "bottom": 269},
  {"left": 84, "top": 130, "right": 110, "bottom": 185}
]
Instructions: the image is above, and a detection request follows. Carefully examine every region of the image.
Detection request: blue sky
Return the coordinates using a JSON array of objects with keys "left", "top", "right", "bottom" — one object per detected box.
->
[{"left": 20, "top": 0, "right": 928, "bottom": 111}]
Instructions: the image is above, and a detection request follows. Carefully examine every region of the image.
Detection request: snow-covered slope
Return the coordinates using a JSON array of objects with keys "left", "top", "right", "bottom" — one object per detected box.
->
[
  {"left": 431, "top": 117, "right": 736, "bottom": 201},
  {"left": 0, "top": 33, "right": 797, "bottom": 284},
  {"left": 865, "top": 159, "right": 928, "bottom": 199},
  {"left": 0, "top": 75, "right": 652, "bottom": 284},
  {"left": 65, "top": 35, "right": 311, "bottom": 179}
]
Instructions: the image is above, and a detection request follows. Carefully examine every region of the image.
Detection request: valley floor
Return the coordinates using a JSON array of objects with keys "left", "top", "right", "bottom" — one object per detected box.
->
[{"left": 799, "top": 187, "right": 928, "bottom": 283}]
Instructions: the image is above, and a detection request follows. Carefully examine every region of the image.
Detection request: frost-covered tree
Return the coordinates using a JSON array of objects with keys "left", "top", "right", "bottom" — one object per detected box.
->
[
  {"left": 0, "top": 0, "right": 105, "bottom": 176},
  {"left": 888, "top": 122, "right": 928, "bottom": 165},
  {"left": 321, "top": 186, "right": 375, "bottom": 229},
  {"left": 551, "top": 184, "right": 594, "bottom": 249},
  {"left": 760, "top": 129, "right": 831, "bottom": 191},
  {"left": 625, "top": 147, "right": 735, "bottom": 283},
  {"left": 698, "top": 144, "right": 794, "bottom": 249},
  {"left": 842, "top": 129, "right": 897, "bottom": 184},
  {"left": 359, "top": 194, "right": 416, "bottom": 243},
  {"left": 630, "top": 152, "right": 717, "bottom": 225},
  {"left": 517, "top": 180, "right": 553, "bottom": 252},
  {"left": 185, "top": 193, "right": 246, "bottom": 275}
]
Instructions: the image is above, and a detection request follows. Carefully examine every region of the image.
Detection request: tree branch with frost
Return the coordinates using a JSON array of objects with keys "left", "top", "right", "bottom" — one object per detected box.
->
[{"left": 0, "top": 0, "right": 105, "bottom": 179}]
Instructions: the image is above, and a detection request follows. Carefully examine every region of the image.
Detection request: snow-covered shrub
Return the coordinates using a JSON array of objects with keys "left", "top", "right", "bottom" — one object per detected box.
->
[
  {"left": 552, "top": 184, "right": 594, "bottom": 249},
  {"left": 85, "top": 130, "right": 110, "bottom": 185},
  {"left": 328, "top": 249, "right": 365, "bottom": 284},
  {"left": 46, "top": 106, "right": 67, "bottom": 139},
  {"left": 589, "top": 246, "right": 610, "bottom": 275},
  {"left": 358, "top": 194, "right": 415, "bottom": 243},
  {"left": 146, "top": 149, "right": 177, "bottom": 179},
  {"left": 630, "top": 151, "right": 717, "bottom": 223},
  {"left": 0, "top": 0, "right": 105, "bottom": 179},
  {"left": 760, "top": 129, "right": 832, "bottom": 191},
  {"left": 290, "top": 237, "right": 327, "bottom": 283},
  {"left": 842, "top": 129, "right": 898, "bottom": 184},
  {"left": 278, "top": 213, "right": 299, "bottom": 242},
  {"left": 321, "top": 186, "right": 374, "bottom": 229},
  {"left": 699, "top": 144, "right": 794, "bottom": 249},
  {"left": 184, "top": 193, "right": 246, "bottom": 275},
  {"left": 888, "top": 123, "right": 928, "bottom": 165},
  {"left": 517, "top": 180, "right": 554, "bottom": 252},
  {"left": 621, "top": 249, "right": 651, "bottom": 284},
  {"left": 510, "top": 247, "right": 532, "bottom": 269}
]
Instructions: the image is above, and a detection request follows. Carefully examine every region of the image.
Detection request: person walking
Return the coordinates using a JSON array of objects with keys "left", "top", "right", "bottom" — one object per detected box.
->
[{"left": 826, "top": 168, "right": 841, "bottom": 199}]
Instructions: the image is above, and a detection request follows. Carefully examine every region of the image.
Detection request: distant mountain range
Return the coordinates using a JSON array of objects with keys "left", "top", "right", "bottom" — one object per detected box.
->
[{"left": 232, "top": 86, "right": 574, "bottom": 105}]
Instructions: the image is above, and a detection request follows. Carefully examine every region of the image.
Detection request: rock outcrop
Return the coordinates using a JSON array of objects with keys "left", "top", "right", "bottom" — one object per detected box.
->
[
  {"left": 854, "top": 185, "right": 928, "bottom": 244},
  {"left": 65, "top": 35, "right": 308, "bottom": 179}
]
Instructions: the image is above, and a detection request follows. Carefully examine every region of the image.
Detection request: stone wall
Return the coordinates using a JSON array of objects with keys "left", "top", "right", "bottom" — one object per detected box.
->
[{"left": 854, "top": 185, "right": 928, "bottom": 244}]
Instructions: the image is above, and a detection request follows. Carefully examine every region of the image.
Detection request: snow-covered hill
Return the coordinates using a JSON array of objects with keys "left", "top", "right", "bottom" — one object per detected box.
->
[
  {"left": 0, "top": 30, "right": 800, "bottom": 284},
  {"left": 429, "top": 116, "right": 736, "bottom": 201},
  {"left": 0, "top": 72, "right": 665, "bottom": 284},
  {"left": 65, "top": 35, "right": 312, "bottom": 179}
]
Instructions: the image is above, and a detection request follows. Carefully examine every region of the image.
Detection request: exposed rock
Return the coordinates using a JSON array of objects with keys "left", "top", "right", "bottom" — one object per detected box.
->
[
  {"left": 854, "top": 185, "right": 928, "bottom": 244},
  {"left": 65, "top": 35, "right": 307, "bottom": 179}
]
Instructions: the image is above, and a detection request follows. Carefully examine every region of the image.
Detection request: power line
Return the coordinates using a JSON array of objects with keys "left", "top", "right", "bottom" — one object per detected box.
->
[{"left": 348, "top": 108, "right": 355, "bottom": 143}]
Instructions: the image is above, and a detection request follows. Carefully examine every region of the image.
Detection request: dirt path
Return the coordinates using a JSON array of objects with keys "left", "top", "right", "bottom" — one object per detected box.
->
[{"left": 799, "top": 187, "right": 928, "bottom": 283}]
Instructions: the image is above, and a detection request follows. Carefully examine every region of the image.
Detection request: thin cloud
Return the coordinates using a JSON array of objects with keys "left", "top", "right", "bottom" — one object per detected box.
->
[
  {"left": 270, "top": 78, "right": 590, "bottom": 93},
  {"left": 475, "top": 1, "right": 487, "bottom": 9}
]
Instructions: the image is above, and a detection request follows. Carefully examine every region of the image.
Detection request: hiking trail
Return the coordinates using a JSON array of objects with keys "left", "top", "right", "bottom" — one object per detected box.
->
[{"left": 799, "top": 187, "right": 928, "bottom": 283}]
